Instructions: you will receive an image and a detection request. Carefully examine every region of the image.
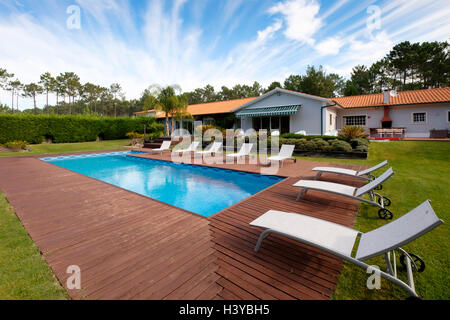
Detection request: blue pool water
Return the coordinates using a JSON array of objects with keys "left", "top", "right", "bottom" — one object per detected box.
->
[{"left": 40, "top": 151, "right": 283, "bottom": 217}]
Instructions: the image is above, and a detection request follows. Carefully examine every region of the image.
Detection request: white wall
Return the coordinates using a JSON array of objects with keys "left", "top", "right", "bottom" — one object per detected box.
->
[
  {"left": 336, "top": 103, "right": 450, "bottom": 137},
  {"left": 325, "top": 107, "right": 338, "bottom": 134},
  {"left": 239, "top": 92, "right": 326, "bottom": 135}
]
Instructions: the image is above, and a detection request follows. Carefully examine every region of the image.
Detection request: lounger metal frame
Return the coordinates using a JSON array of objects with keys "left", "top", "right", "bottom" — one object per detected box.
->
[
  {"left": 296, "top": 168, "right": 394, "bottom": 219},
  {"left": 252, "top": 200, "right": 443, "bottom": 298},
  {"left": 313, "top": 160, "right": 388, "bottom": 182}
]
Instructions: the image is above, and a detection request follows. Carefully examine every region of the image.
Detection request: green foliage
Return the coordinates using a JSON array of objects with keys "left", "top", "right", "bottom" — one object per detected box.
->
[
  {"left": 328, "top": 139, "right": 353, "bottom": 152},
  {"left": 350, "top": 138, "right": 370, "bottom": 149},
  {"left": 4, "top": 140, "right": 28, "bottom": 151},
  {"left": 0, "top": 114, "right": 163, "bottom": 144},
  {"left": 284, "top": 65, "right": 345, "bottom": 98},
  {"left": 280, "top": 133, "right": 346, "bottom": 141},
  {"left": 342, "top": 41, "right": 449, "bottom": 95},
  {"left": 339, "top": 126, "right": 369, "bottom": 140}
]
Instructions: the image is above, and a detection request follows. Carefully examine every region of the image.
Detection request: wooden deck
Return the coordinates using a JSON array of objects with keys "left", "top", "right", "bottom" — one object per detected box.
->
[{"left": 0, "top": 150, "right": 365, "bottom": 300}]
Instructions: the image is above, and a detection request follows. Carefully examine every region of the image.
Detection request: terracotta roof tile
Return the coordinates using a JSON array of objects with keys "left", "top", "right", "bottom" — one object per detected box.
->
[
  {"left": 156, "top": 97, "right": 257, "bottom": 118},
  {"left": 333, "top": 87, "right": 450, "bottom": 108}
]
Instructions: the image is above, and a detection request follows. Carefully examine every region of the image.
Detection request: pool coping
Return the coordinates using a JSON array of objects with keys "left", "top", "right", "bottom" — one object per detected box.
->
[{"left": 38, "top": 150, "right": 289, "bottom": 220}]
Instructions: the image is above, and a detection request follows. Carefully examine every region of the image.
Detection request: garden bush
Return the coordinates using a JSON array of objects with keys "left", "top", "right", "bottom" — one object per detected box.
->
[
  {"left": 328, "top": 139, "right": 353, "bottom": 152},
  {"left": 0, "top": 114, "right": 164, "bottom": 144},
  {"left": 350, "top": 138, "right": 370, "bottom": 149},
  {"left": 4, "top": 140, "right": 28, "bottom": 151},
  {"left": 339, "top": 126, "right": 369, "bottom": 139},
  {"left": 280, "top": 133, "right": 346, "bottom": 141}
]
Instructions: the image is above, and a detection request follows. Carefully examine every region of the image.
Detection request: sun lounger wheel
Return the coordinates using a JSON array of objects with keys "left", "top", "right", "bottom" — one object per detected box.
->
[
  {"left": 374, "top": 184, "right": 383, "bottom": 191},
  {"left": 400, "top": 253, "right": 425, "bottom": 273},
  {"left": 378, "top": 208, "right": 393, "bottom": 220},
  {"left": 377, "top": 196, "right": 391, "bottom": 207}
]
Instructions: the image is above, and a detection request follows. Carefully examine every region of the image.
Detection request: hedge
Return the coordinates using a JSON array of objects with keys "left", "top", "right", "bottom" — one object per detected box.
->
[
  {"left": 0, "top": 114, "right": 164, "bottom": 144},
  {"left": 279, "top": 133, "right": 347, "bottom": 141}
]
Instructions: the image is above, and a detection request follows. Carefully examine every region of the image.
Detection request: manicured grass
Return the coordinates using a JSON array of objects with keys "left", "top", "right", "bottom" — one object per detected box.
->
[
  {"left": 0, "top": 139, "right": 130, "bottom": 157},
  {"left": 0, "top": 192, "right": 68, "bottom": 299},
  {"left": 295, "top": 141, "right": 450, "bottom": 300},
  {"left": 0, "top": 139, "right": 448, "bottom": 299}
]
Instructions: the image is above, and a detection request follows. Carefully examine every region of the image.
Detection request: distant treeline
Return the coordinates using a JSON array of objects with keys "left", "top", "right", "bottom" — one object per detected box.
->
[{"left": 0, "top": 40, "right": 448, "bottom": 116}]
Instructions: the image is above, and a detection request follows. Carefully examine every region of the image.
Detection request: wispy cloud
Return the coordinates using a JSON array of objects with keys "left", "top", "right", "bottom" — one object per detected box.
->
[
  {"left": 268, "top": 0, "right": 322, "bottom": 45},
  {"left": 0, "top": 0, "right": 449, "bottom": 109}
]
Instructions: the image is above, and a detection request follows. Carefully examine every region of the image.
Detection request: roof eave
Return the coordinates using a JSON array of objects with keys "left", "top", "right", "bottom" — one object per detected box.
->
[{"left": 232, "top": 88, "right": 332, "bottom": 112}]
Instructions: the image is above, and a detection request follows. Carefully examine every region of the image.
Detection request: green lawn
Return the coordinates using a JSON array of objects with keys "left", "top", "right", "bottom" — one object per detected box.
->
[
  {"left": 0, "top": 139, "right": 130, "bottom": 157},
  {"left": 296, "top": 141, "right": 450, "bottom": 300},
  {"left": 0, "top": 140, "right": 448, "bottom": 299},
  {"left": 0, "top": 192, "right": 68, "bottom": 299}
]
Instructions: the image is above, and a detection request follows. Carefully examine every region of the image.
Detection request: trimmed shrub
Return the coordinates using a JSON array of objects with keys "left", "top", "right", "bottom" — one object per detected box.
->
[
  {"left": 354, "top": 145, "right": 369, "bottom": 153},
  {"left": 350, "top": 138, "right": 370, "bottom": 149},
  {"left": 4, "top": 140, "right": 28, "bottom": 151},
  {"left": 0, "top": 115, "right": 164, "bottom": 144},
  {"left": 328, "top": 139, "right": 353, "bottom": 152},
  {"left": 280, "top": 133, "right": 346, "bottom": 141}
]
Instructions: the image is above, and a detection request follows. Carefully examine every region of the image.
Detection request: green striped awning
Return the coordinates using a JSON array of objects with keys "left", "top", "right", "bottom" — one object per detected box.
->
[{"left": 235, "top": 105, "right": 300, "bottom": 118}]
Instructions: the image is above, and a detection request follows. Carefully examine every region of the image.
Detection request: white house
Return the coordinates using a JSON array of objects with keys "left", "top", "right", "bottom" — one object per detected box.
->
[
  {"left": 137, "top": 87, "right": 450, "bottom": 138},
  {"left": 332, "top": 87, "right": 450, "bottom": 138}
]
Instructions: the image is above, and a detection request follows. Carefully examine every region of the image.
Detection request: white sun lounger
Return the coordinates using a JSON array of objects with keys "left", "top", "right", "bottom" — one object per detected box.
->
[
  {"left": 267, "top": 144, "right": 296, "bottom": 167},
  {"left": 172, "top": 141, "right": 200, "bottom": 154},
  {"left": 195, "top": 141, "right": 223, "bottom": 157},
  {"left": 226, "top": 143, "right": 254, "bottom": 161},
  {"left": 148, "top": 140, "right": 171, "bottom": 155},
  {"left": 313, "top": 160, "right": 388, "bottom": 181},
  {"left": 294, "top": 168, "right": 395, "bottom": 219},
  {"left": 250, "top": 200, "right": 443, "bottom": 298}
]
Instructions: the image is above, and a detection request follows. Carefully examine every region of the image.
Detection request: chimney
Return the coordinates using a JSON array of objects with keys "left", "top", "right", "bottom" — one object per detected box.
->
[
  {"left": 381, "top": 106, "right": 393, "bottom": 128},
  {"left": 383, "top": 89, "right": 390, "bottom": 104}
]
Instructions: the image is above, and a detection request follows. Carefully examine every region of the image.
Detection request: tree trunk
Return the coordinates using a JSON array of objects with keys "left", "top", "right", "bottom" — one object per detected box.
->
[
  {"left": 11, "top": 91, "right": 14, "bottom": 112},
  {"left": 171, "top": 117, "right": 175, "bottom": 135},
  {"left": 46, "top": 90, "right": 49, "bottom": 114},
  {"left": 165, "top": 114, "right": 169, "bottom": 136},
  {"left": 33, "top": 94, "right": 37, "bottom": 114}
]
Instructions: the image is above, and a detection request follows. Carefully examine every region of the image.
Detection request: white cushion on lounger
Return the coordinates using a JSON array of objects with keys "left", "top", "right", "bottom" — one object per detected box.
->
[
  {"left": 313, "top": 167, "right": 358, "bottom": 176},
  {"left": 250, "top": 210, "right": 359, "bottom": 256},
  {"left": 293, "top": 180, "right": 356, "bottom": 197}
]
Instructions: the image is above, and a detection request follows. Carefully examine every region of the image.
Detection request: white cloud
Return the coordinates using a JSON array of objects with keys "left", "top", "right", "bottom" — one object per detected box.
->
[
  {"left": 268, "top": 0, "right": 322, "bottom": 45},
  {"left": 315, "top": 37, "right": 345, "bottom": 56},
  {"left": 256, "top": 20, "right": 282, "bottom": 43}
]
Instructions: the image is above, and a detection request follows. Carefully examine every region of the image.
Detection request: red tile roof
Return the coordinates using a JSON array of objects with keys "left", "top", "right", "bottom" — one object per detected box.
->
[
  {"left": 156, "top": 97, "right": 257, "bottom": 118},
  {"left": 333, "top": 87, "right": 450, "bottom": 108}
]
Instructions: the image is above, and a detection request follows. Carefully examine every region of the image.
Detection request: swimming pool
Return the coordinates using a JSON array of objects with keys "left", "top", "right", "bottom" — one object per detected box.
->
[{"left": 40, "top": 151, "right": 283, "bottom": 217}]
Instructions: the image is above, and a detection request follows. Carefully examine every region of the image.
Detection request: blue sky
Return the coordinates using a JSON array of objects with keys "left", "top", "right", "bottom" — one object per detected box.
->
[{"left": 0, "top": 0, "right": 449, "bottom": 108}]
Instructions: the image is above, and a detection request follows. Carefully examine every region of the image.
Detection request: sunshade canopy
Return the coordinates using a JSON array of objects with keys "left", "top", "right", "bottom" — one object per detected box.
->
[{"left": 236, "top": 105, "right": 300, "bottom": 118}]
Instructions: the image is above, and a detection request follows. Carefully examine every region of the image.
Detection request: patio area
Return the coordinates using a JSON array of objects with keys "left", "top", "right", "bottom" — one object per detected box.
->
[{"left": 0, "top": 150, "right": 365, "bottom": 300}]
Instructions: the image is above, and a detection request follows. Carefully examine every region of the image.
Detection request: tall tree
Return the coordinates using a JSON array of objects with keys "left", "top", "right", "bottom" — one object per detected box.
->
[
  {"left": 39, "top": 72, "right": 55, "bottom": 113},
  {"left": 265, "top": 81, "right": 281, "bottom": 93},
  {"left": 22, "top": 83, "right": 43, "bottom": 114},
  {"left": 8, "top": 80, "right": 22, "bottom": 112},
  {"left": 109, "top": 83, "right": 123, "bottom": 117}
]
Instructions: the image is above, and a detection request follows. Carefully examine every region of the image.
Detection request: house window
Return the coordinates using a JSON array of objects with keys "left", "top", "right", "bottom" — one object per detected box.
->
[
  {"left": 412, "top": 112, "right": 426, "bottom": 123},
  {"left": 329, "top": 114, "right": 333, "bottom": 126},
  {"left": 343, "top": 115, "right": 366, "bottom": 126},
  {"left": 447, "top": 111, "right": 450, "bottom": 123}
]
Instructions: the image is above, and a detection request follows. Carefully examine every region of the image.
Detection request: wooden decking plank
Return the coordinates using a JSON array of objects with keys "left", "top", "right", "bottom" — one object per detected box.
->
[{"left": 0, "top": 151, "right": 363, "bottom": 300}]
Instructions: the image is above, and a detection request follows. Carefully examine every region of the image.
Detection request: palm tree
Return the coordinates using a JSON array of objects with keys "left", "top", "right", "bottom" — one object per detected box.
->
[{"left": 145, "top": 85, "right": 178, "bottom": 136}]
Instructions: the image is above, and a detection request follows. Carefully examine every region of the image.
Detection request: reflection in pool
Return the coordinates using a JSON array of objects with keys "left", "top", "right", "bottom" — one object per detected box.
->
[{"left": 41, "top": 152, "right": 283, "bottom": 217}]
